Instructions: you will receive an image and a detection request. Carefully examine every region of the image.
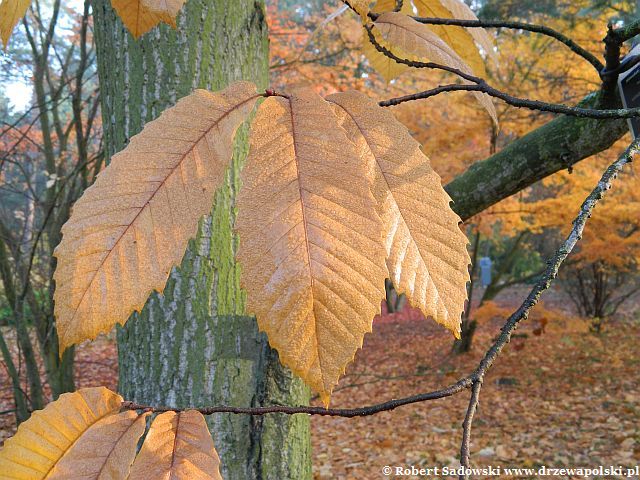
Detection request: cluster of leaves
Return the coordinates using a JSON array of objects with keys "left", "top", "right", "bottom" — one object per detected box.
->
[
  {"left": 0, "top": 387, "right": 223, "bottom": 479},
  {"left": 4, "top": 0, "right": 636, "bottom": 477},
  {"left": 353, "top": 0, "right": 497, "bottom": 121},
  {"left": 52, "top": 81, "right": 470, "bottom": 405},
  {"left": 0, "top": 0, "right": 496, "bottom": 476}
]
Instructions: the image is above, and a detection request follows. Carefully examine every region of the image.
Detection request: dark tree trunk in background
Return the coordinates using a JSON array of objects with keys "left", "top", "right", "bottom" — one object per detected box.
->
[{"left": 92, "top": 1, "right": 311, "bottom": 478}]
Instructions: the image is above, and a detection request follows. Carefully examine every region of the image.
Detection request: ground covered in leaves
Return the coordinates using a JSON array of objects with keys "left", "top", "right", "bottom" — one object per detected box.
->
[{"left": 1, "top": 287, "right": 639, "bottom": 479}]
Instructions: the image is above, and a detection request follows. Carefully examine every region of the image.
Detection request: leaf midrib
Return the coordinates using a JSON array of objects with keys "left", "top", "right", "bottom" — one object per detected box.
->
[{"left": 286, "top": 95, "right": 327, "bottom": 390}]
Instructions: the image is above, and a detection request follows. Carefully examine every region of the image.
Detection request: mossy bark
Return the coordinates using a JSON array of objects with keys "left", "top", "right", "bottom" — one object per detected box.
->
[
  {"left": 446, "top": 91, "right": 628, "bottom": 221},
  {"left": 91, "top": 1, "right": 311, "bottom": 478}
]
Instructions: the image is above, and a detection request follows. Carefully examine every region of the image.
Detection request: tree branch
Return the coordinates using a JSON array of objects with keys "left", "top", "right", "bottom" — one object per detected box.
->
[
  {"left": 446, "top": 90, "right": 629, "bottom": 221},
  {"left": 122, "top": 379, "right": 471, "bottom": 417},
  {"left": 366, "top": 27, "right": 640, "bottom": 119},
  {"left": 608, "top": 18, "right": 640, "bottom": 44},
  {"left": 380, "top": 83, "right": 640, "bottom": 118}
]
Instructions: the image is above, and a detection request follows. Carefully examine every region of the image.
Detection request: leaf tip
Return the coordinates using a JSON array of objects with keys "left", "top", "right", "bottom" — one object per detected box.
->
[{"left": 320, "top": 392, "right": 331, "bottom": 409}]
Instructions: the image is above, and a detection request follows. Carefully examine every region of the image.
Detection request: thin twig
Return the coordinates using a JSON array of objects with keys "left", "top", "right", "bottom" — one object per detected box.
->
[
  {"left": 364, "top": 27, "right": 640, "bottom": 118},
  {"left": 410, "top": 16, "right": 603, "bottom": 72},
  {"left": 460, "top": 381, "right": 482, "bottom": 478},
  {"left": 472, "top": 140, "right": 638, "bottom": 381},
  {"left": 122, "top": 379, "right": 471, "bottom": 417},
  {"left": 378, "top": 83, "right": 640, "bottom": 118},
  {"left": 456, "top": 139, "right": 639, "bottom": 474}
]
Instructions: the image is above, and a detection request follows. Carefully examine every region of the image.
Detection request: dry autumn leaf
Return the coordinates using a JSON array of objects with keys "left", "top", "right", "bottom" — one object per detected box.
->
[
  {"left": 361, "top": 0, "right": 413, "bottom": 81},
  {"left": 111, "top": 0, "right": 186, "bottom": 38},
  {"left": 329, "top": 90, "right": 470, "bottom": 336},
  {"left": 431, "top": 0, "right": 497, "bottom": 63},
  {"left": 368, "top": 12, "right": 497, "bottom": 123},
  {"left": 235, "top": 88, "right": 388, "bottom": 405},
  {"left": 47, "top": 411, "right": 149, "bottom": 480},
  {"left": 53, "top": 81, "right": 260, "bottom": 352},
  {"left": 412, "top": 0, "right": 490, "bottom": 76},
  {"left": 370, "top": 0, "right": 496, "bottom": 69},
  {"left": 128, "top": 410, "right": 222, "bottom": 480},
  {"left": 0, "top": 389, "right": 224, "bottom": 479},
  {"left": 373, "top": 0, "right": 409, "bottom": 11},
  {"left": 53, "top": 81, "right": 471, "bottom": 405},
  {"left": 0, "top": 0, "right": 30, "bottom": 48},
  {"left": 0, "top": 387, "right": 123, "bottom": 478}
]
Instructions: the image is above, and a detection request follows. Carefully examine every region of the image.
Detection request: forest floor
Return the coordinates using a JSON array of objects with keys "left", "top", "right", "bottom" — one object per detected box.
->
[{"left": 1, "top": 286, "right": 639, "bottom": 479}]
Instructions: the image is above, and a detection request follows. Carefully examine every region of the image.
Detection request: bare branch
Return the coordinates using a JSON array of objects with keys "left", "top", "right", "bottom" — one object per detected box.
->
[
  {"left": 409, "top": 16, "right": 603, "bottom": 72},
  {"left": 365, "top": 28, "right": 640, "bottom": 119}
]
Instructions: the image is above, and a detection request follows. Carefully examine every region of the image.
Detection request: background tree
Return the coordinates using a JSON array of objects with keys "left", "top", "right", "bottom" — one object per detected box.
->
[
  {"left": 0, "top": 0, "right": 100, "bottom": 423},
  {"left": 534, "top": 159, "right": 640, "bottom": 329}
]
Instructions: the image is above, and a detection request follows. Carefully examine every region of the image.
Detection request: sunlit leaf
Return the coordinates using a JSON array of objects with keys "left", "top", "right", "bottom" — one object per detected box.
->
[
  {"left": 47, "top": 411, "right": 149, "bottom": 480},
  {"left": 369, "top": 12, "right": 497, "bottom": 122},
  {"left": 361, "top": 0, "right": 413, "bottom": 81},
  {"left": 0, "top": 0, "right": 30, "bottom": 48},
  {"left": 0, "top": 388, "right": 123, "bottom": 479},
  {"left": 128, "top": 410, "right": 222, "bottom": 480},
  {"left": 329, "top": 90, "right": 470, "bottom": 336},
  {"left": 53, "top": 82, "right": 260, "bottom": 351},
  {"left": 235, "top": 87, "right": 388, "bottom": 405},
  {"left": 111, "top": 0, "right": 186, "bottom": 38}
]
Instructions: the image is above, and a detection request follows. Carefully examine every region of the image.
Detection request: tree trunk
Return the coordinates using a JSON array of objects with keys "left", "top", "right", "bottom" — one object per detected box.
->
[{"left": 92, "top": 1, "right": 311, "bottom": 478}]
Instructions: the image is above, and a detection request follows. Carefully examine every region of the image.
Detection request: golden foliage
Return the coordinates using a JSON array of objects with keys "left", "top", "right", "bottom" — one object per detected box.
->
[
  {"left": 329, "top": 90, "right": 470, "bottom": 336},
  {"left": 472, "top": 301, "right": 511, "bottom": 324},
  {"left": 128, "top": 411, "right": 222, "bottom": 480},
  {"left": 53, "top": 82, "right": 260, "bottom": 352},
  {"left": 373, "top": 0, "right": 412, "bottom": 15},
  {"left": 111, "top": 0, "right": 186, "bottom": 38},
  {"left": 0, "top": 0, "right": 30, "bottom": 48},
  {"left": 47, "top": 411, "right": 149, "bottom": 480},
  {"left": 350, "top": 0, "right": 371, "bottom": 21},
  {"left": 364, "top": 12, "right": 497, "bottom": 122},
  {"left": 363, "top": 0, "right": 496, "bottom": 78},
  {"left": 235, "top": 88, "right": 388, "bottom": 405},
  {"left": 412, "top": 0, "right": 494, "bottom": 76},
  {"left": 0, "top": 389, "right": 223, "bottom": 479},
  {"left": 0, "top": 387, "right": 123, "bottom": 478},
  {"left": 360, "top": 0, "right": 413, "bottom": 81},
  {"left": 361, "top": 23, "right": 409, "bottom": 82},
  {"left": 0, "top": 0, "right": 187, "bottom": 45}
]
